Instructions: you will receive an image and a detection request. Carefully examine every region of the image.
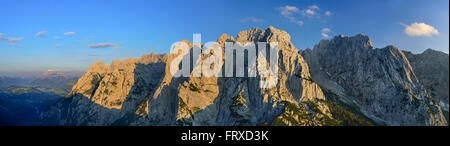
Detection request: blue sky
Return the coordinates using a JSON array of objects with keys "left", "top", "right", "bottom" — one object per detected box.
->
[{"left": 0, "top": 0, "right": 448, "bottom": 72}]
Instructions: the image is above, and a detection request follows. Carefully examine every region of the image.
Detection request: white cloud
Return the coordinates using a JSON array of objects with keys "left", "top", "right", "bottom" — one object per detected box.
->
[
  {"left": 401, "top": 22, "right": 439, "bottom": 37},
  {"left": 278, "top": 5, "right": 327, "bottom": 26},
  {"left": 301, "top": 5, "right": 320, "bottom": 17},
  {"left": 6, "top": 37, "right": 24, "bottom": 45},
  {"left": 54, "top": 44, "right": 61, "bottom": 47},
  {"left": 302, "top": 9, "right": 316, "bottom": 16},
  {"left": 35, "top": 31, "right": 48, "bottom": 37},
  {"left": 88, "top": 43, "right": 117, "bottom": 48},
  {"left": 64, "top": 32, "right": 76, "bottom": 35},
  {"left": 278, "top": 5, "right": 304, "bottom": 26},
  {"left": 321, "top": 28, "right": 331, "bottom": 38},
  {"left": 240, "top": 17, "right": 263, "bottom": 23},
  {"left": 0, "top": 33, "right": 5, "bottom": 39},
  {"left": 279, "top": 5, "right": 299, "bottom": 17}
]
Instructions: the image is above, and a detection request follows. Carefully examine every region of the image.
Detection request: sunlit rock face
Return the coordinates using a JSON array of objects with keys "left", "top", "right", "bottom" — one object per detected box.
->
[
  {"left": 175, "top": 26, "right": 331, "bottom": 126},
  {"left": 42, "top": 54, "right": 168, "bottom": 125},
  {"left": 42, "top": 27, "right": 447, "bottom": 126}
]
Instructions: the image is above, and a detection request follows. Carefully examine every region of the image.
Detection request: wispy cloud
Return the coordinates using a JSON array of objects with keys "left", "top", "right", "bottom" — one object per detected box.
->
[
  {"left": 88, "top": 43, "right": 117, "bottom": 48},
  {"left": 400, "top": 22, "right": 439, "bottom": 37},
  {"left": 308, "top": 5, "right": 320, "bottom": 10},
  {"left": 35, "top": 31, "right": 48, "bottom": 37},
  {"left": 240, "top": 17, "right": 263, "bottom": 23},
  {"left": 325, "top": 11, "right": 332, "bottom": 16},
  {"left": 77, "top": 39, "right": 92, "bottom": 42},
  {"left": 295, "top": 21, "right": 304, "bottom": 26},
  {"left": 1, "top": 33, "right": 24, "bottom": 46},
  {"left": 321, "top": 28, "right": 331, "bottom": 38},
  {"left": 6, "top": 37, "right": 24, "bottom": 45},
  {"left": 54, "top": 44, "right": 61, "bottom": 47},
  {"left": 88, "top": 53, "right": 101, "bottom": 57},
  {"left": 278, "top": 5, "right": 304, "bottom": 26},
  {"left": 0, "top": 33, "right": 5, "bottom": 40},
  {"left": 64, "top": 32, "right": 76, "bottom": 35}
]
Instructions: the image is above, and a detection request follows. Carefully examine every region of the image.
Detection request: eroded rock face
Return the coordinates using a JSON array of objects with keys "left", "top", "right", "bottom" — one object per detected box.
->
[{"left": 301, "top": 34, "right": 447, "bottom": 126}]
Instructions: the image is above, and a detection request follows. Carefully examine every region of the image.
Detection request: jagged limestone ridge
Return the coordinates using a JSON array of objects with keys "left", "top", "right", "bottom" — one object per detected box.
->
[{"left": 43, "top": 26, "right": 334, "bottom": 126}]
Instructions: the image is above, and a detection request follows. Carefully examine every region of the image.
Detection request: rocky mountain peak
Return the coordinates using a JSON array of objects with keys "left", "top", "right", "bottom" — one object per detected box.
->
[
  {"left": 235, "top": 27, "right": 264, "bottom": 42},
  {"left": 263, "top": 26, "right": 292, "bottom": 42},
  {"left": 217, "top": 33, "right": 235, "bottom": 46},
  {"left": 234, "top": 26, "right": 294, "bottom": 50},
  {"left": 89, "top": 61, "right": 108, "bottom": 73},
  {"left": 324, "top": 34, "right": 374, "bottom": 51},
  {"left": 138, "top": 53, "right": 167, "bottom": 64},
  {"left": 422, "top": 48, "right": 448, "bottom": 56}
]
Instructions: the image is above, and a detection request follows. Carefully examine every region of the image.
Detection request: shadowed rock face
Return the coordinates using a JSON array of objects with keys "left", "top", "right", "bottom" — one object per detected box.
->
[
  {"left": 403, "top": 49, "right": 449, "bottom": 112},
  {"left": 301, "top": 34, "right": 447, "bottom": 126},
  {"left": 43, "top": 27, "right": 447, "bottom": 126}
]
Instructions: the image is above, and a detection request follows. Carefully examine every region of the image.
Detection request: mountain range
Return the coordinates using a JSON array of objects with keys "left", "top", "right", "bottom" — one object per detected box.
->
[
  {"left": 0, "top": 70, "right": 80, "bottom": 125},
  {"left": 27, "top": 26, "right": 450, "bottom": 126}
]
